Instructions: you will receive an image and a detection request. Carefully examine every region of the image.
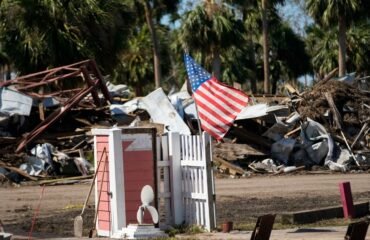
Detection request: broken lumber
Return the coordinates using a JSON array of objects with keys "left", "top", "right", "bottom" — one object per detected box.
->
[
  {"left": 230, "top": 126, "right": 272, "bottom": 149},
  {"left": 0, "top": 162, "right": 37, "bottom": 181},
  {"left": 214, "top": 157, "right": 245, "bottom": 176},
  {"left": 325, "top": 92, "right": 360, "bottom": 166},
  {"left": 38, "top": 175, "right": 93, "bottom": 186},
  {"left": 316, "top": 68, "right": 338, "bottom": 87}
]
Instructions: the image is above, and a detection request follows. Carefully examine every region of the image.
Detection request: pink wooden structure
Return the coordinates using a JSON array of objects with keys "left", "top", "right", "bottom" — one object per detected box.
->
[
  {"left": 92, "top": 128, "right": 157, "bottom": 238},
  {"left": 92, "top": 128, "right": 216, "bottom": 238}
]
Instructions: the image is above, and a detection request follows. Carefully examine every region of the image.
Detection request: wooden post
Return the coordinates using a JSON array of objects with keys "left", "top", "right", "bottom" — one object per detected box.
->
[
  {"left": 202, "top": 132, "right": 216, "bottom": 231},
  {"left": 169, "top": 132, "right": 184, "bottom": 225},
  {"left": 339, "top": 182, "right": 355, "bottom": 219}
]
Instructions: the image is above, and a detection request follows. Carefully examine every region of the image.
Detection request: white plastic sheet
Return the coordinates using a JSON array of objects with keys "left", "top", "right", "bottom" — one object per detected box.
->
[
  {"left": 0, "top": 87, "right": 33, "bottom": 116},
  {"left": 141, "top": 88, "right": 191, "bottom": 135}
]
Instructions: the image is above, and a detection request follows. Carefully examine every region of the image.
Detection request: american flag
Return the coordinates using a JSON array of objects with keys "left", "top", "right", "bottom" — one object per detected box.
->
[{"left": 184, "top": 54, "right": 249, "bottom": 140}]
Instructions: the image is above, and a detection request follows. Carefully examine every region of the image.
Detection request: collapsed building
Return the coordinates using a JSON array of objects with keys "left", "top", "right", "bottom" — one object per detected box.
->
[{"left": 0, "top": 61, "right": 369, "bottom": 183}]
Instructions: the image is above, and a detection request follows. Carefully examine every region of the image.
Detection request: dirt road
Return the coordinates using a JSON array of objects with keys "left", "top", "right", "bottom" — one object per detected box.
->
[
  {"left": 216, "top": 173, "right": 370, "bottom": 223},
  {"left": 0, "top": 173, "right": 369, "bottom": 238}
]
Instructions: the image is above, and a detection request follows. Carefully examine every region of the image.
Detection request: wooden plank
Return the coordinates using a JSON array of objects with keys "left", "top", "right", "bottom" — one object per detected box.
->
[
  {"left": 325, "top": 92, "right": 360, "bottom": 166},
  {"left": 284, "top": 127, "right": 301, "bottom": 138},
  {"left": 284, "top": 83, "right": 299, "bottom": 95},
  {"left": 184, "top": 135, "right": 189, "bottom": 161},
  {"left": 181, "top": 135, "right": 185, "bottom": 160},
  {"left": 194, "top": 135, "right": 199, "bottom": 161},
  {"left": 0, "top": 162, "right": 37, "bottom": 181},
  {"left": 324, "top": 92, "right": 343, "bottom": 129},
  {"left": 351, "top": 122, "right": 369, "bottom": 149},
  {"left": 315, "top": 68, "right": 338, "bottom": 87},
  {"left": 161, "top": 135, "right": 172, "bottom": 224},
  {"left": 214, "top": 157, "right": 245, "bottom": 175},
  {"left": 181, "top": 160, "right": 205, "bottom": 167}
]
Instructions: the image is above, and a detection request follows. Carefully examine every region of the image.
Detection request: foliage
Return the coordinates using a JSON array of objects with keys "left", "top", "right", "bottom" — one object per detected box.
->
[
  {"left": 172, "top": 1, "right": 312, "bottom": 93},
  {"left": 113, "top": 24, "right": 175, "bottom": 96},
  {"left": 271, "top": 22, "right": 311, "bottom": 79},
  {"left": 114, "top": 26, "right": 154, "bottom": 96},
  {"left": 306, "top": 22, "right": 370, "bottom": 78},
  {"left": 0, "top": 0, "right": 134, "bottom": 74},
  {"left": 0, "top": 0, "right": 369, "bottom": 95},
  {"left": 305, "top": 0, "right": 366, "bottom": 76},
  {"left": 178, "top": 2, "right": 245, "bottom": 74},
  {"left": 166, "top": 224, "right": 204, "bottom": 237},
  {"left": 306, "top": 0, "right": 361, "bottom": 27},
  {"left": 110, "top": 0, "right": 180, "bottom": 94}
]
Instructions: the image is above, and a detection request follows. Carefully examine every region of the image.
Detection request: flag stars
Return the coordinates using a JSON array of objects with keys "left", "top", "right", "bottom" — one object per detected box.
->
[{"left": 185, "top": 54, "right": 211, "bottom": 92}]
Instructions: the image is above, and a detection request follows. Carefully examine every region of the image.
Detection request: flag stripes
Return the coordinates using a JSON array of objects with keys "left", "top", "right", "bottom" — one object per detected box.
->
[{"left": 184, "top": 54, "right": 249, "bottom": 140}]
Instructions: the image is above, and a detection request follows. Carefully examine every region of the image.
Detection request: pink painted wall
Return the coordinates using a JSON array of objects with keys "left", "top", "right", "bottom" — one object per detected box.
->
[
  {"left": 122, "top": 141, "right": 155, "bottom": 224},
  {"left": 96, "top": 136, "right": 111, "bottom": 232}
]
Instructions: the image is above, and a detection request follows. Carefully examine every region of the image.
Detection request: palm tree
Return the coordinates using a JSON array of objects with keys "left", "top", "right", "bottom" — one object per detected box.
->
[
  {"left": 227, "top": 0, "right": 284, "bottom": 93},
  {"left": 306, "top": 22, "right": 370, "bottom": 79},
  {"left": 133, "top": 1, "right": 180, "bottom": 89},
  {"left": 346, "top": 22, "right": 370, "bottom": 75},
  {"left": 0, "top": 0, "right": 134, "bottom": 74},
  {"left": 270, "top": 21, "right": 311, "bottom": 92},
  {"left": 261, "top": 0, "right": 270, "bottom": 94},
  {"left": 179, "top": 1, "right": 245, "bottom": 80},
  {"left": 306, "top": 0, "right": 362, "bottom": 77},
  {"left": 119, "top": 27, "right": 153, "bottom": 96}
]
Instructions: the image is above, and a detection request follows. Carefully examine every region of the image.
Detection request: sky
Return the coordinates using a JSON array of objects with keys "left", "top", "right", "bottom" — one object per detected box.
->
[{"left": 278, "top": 0, "right": 314, "bottom": 37}]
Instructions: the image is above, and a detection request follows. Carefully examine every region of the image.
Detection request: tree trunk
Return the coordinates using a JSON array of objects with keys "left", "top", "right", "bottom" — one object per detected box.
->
[
  {"left": 135, "top": 82, "right": 143, "bottom": 97},
  {"left": 338, "top": 16, "right": 347, "bottom": 77},
  {"left": 247, "top": 38, "right": 257, "bottom": 93},
  {"left": 6, "top": 64, "right": 11, "bottom": 80},
  {"left": 271, "top": 77, "right": 277, "bottom": 94},
  {"left": 262, "top": 0, "right": 270, "bottom": 94},
  {"left": 144, "top": 1, "right": 161, "bottom": 89},
  {"left": 212, "top": 47, "right": 221, "bottom": 80}
]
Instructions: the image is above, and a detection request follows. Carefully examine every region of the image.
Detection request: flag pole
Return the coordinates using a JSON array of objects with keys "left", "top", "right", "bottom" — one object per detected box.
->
[
  {"left": 187, "top": 77, "right": 204, "bottom": 147},
  {"left": 194, "top": 95, "right": 203, "bottom": 138},
  {"left": 194, "top": 96, "right": 205, "bottom": 149}
]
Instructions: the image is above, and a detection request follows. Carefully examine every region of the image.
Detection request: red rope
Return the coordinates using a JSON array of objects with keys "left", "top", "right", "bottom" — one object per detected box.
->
[{"left": 28, "top": 184, "right": 46, "bottom": 240}]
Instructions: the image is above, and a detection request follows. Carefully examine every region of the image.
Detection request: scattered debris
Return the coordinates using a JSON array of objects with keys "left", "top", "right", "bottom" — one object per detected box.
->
[{"left": 0, "top": 62, "right": 369, "bottom": 183}]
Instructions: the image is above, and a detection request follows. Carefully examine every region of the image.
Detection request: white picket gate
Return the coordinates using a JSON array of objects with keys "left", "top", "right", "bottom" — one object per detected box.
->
[{"left": 156, "top": 132, "right": 216, "bottom": 231}]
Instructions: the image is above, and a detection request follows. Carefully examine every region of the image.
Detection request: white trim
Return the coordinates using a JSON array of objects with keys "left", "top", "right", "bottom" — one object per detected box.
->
[
  {"left": 93, "top": 135, "right": 99, "bottom": 233},
  {"left": 109, "top": 128, "right": 126, "bottom": 235},
  {"left": 97, "top": 229, "right": 110, "bottom": 237},
  {"left": 91, "top": 128, "right": 112, "bottom": 135}
]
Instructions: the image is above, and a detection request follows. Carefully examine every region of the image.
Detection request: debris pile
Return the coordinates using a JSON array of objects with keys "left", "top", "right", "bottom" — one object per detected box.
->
[
  {"left": 0, "top": 61, "right": 369, "bottom": 183},
  {"left": 0, "top": 60, "right": 116, "bottom": 183},
  {"left": 215, "top": 79, "right": 370, "bottom": 176}
]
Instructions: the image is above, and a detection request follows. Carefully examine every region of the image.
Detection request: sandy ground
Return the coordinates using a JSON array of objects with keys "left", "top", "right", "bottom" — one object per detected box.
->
[
  {"left": 216, "top": 173, "right": 370, "bottom": 223},
  {"left": 0, "top": 173, "right": 369, "bottom": 239},
  {"left": 178, "top": 226, "right": 370, "bottom": 240}
]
